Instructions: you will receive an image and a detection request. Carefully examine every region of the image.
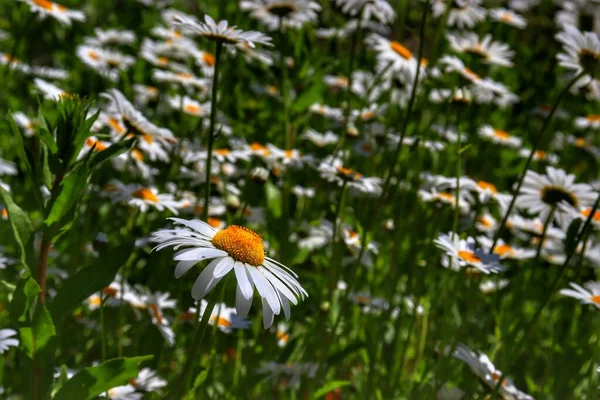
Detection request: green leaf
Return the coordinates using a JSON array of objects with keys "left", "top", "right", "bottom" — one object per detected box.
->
[
  {"left": 265, "top": 182, "right": 282, "bottom": 219},
  {"left": 40, "top": 144, "right": 54, "bottom": 189},
  {"left": 88, "top": 138, "right": 135, "bottom": 170},
  {"left": 0, "top": 186, "right": 33, "bottom": 264},
  {"left": 19, "top": 301, "right": 56, "bottom": 359},
  {"left": 39, "top": 128, "right": 58, "bottom": 154},
  {"left": 291, "top": 83, "right": 323, "bottom": 113},
  {"left": 7, "top": 112, "right": 34, "bottom": 179},
  {"left": 69, "top": 109, "right": 100, "bottom": 167},
  {"left": 9, "top": 272, "right": 40, "bottom": 325},
  {"left": 53, "top": 356, "right": 153, "bottom": 400},
  {"left": 184, "top": 370, "right": 209, "bottom": 400},
  {"left": 49, "top": 244, "right": 133, "bottom": 329},
  {"left": 44, "top": 162, "right": 89, "bottom": 226},
  {"left": 311, "top": 381, "right": 352, "bottom": 399}
]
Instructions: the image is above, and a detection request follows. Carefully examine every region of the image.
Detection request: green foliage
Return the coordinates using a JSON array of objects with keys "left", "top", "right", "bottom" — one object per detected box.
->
[
  {"left": 53, "top": 356, "right": 153, "bottom": 400},
  {"left": 0, "top": 186, "right": 33, "bottom": 264}
]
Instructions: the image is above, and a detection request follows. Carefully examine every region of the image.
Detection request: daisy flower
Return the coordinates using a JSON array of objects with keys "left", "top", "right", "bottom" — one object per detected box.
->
[
  {"left": 517, "top": 166, "right": 596, "bottom": 228},
  {"left": 167, "top": 95, "right": 210, "bottom": 117},
  {"left": 128, "top": 187, "right": 182, "bottom": 214},
  {"left": 152, "top": 70, "right": 209, "bottom": 91},
  {"left": 333, "top": 0, "right": 396, "bottom": 25},
  {"left": 240, "top": 0, "right": 321, "bottom": 31},
  {"left": 477, "top": 236, "right": 536, "bottom": 260},
  {"left": 152, "top": 218, "right": 307, "bottom": 328},
  {"left": 0, "top": 329, "right": 19, "bottom": 354},
  {"left": 574, "top": 114, "right": 600, "bottom": 129},
  {"left": 85, "top": 28, "right": 136, "bottom": 47},
  {"left": 34, "top": 78, "right": 71, "bottom": 101},
  {"left": 556, "top": 25, "right": 600, "bottom": 82},
  {"left": 558, "top": 202, "right": 600, "bottom": 230},
  {"left": 475, "top": 212, "right": 497, "bottom": 234},
  {"left": 479, "top": 279, "right": 509, "bottom": 294},
  {"left": 0, "top": 158, "right": 17, "bottom": 177},
  {"left": 174, "top": 14, "right": 273, "bottom": 47},
  {"left": 489, "top": 7, "right": 527, "bottom": 29},
  {"left": 434, "top": 232, "right": 501, "bottom": 274},
  {"left": 318, "top": 156, "right": 382, "bottom": 196},
  {"left": 101, "top": 385, "right": 141, "bottom": 400},
  {"left": 301, "top": 129, "right": 339, "bottom": 147},
  {"left": 128, "top": 368, "right": 167, "bottom": 394},
  {"left": 20, "top": 0, "right": 85, "bottom": 26},
  {"left": 275, "top": 322, "right": 289, "bottom": 347},
  {"left": 560, "top": 281, "right": 600, "bottom": 309},
  {"left": 76, "top": 45, "right": 135, "bottom": 82},
  {"left": 453, "top": 344, "right": 534, "bottom": 400},
  {"left": 309, "top": 103, "right": 344, "bottom": 121},
  {"left": 199, "top": 300, "right": 252, "bottom": 332},
  {"left": 12, "top": 112, "right": 36, "bottom": 137},
  {"left": 477, "top": 125, "right": 522, "bottom": 148},
  {"left": 432, "top": 0, "right": 486, "bottom": 29},
  {"left": 366, "top": 34, "right": 422, "bottom": 76},
  {"left": 517, "top": 148, "right": 559, "bottom": 164},
  {"left": 446, "top": 32, "right": 514, "bottom": 67}
]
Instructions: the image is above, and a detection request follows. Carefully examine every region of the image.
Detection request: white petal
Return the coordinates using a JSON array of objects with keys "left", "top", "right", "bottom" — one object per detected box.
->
[
  {"left": 236, "top": 285, "right": 253, "bottom": 317},
  {"left": 247, "top": 266, "right": 280, "bottom": 315},
  {"left": 234, "top": 262, "right": 254, "bottom": 299},
  {"left": 174, "top": 247, "right": 227, "bottom": 261},
  {"left": 213, "top": 257, "right": 235, "bottom": 279},
  {"left": 174, "top": 260, "right": 197, "bottom": 278},
  {"left": 191, "top": 258, "right": 225, "bottom": 300},
  {"left": 262, "top": 297, "right": 275, "bottom": 329}
]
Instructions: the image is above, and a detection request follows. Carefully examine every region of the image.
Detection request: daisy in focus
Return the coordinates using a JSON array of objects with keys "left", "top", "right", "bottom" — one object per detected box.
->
[
  {"left": 152, "top": 218, "right": 307, "bottom": 328},
  {"left": 174, "top": 14, "right": 273, "bottom": 47},
  {"left": 434, "top": 232, "right": 501, "bottom": 274}
]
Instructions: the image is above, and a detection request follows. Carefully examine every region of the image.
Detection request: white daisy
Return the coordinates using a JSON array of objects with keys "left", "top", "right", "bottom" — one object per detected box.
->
[
  {"left": 152, "top": 218, "right": 307, "bottom": 328},
  {"left": 240, "top": 0, "right": 321, "bottom": 31},
  {"left": 301, "top": 129, "right": 339, "bottom": 147},
  {"left": 446, "top": 32, "right": 514, "bottom": 67},
  {"left": 128, "top": 187, "right": 182, "bottom": 214},
  {"left": 574, "top": 114, "right": 600, "bottom": 129},
  {"left": 434, "top": 232, "right": 501, "bottom": 274},
  {"left": 34, "top": 78, "right": 71, "bottom": 101},
  {"left": 560, "top": 281, "right": 600, "bottom": 309},
  {"left": 174, "top": 14, "right": 273, "bottom": 47},
  {"left": 478, "top": 125, "right": 522, "bottom": 148},
  {"left": 477, "top": 236, "right": 536, "bottom": 260},
  {"left": 556, "top": 25, "right": 600, "bottom": 82},
  {"left": 318, "top": 156, "right": 383, "bottom": 196},
  {"left": 489, "top": 7, "right": 527, "bottom": 29},
  {"left": 20, "top": 0, "right": 85, "bottom": 26},
  {"left": 453, "top": 344, "right": 534, "bottom": 400},
  {"left": 432, "top": 0, "right": 486, "bottom": 29},
  {"left": 517, "top": 166, "right": 596, "bottom": 228},
  {"left": 129, "top": 368, "right": 167, "bottom": 394},
  {"left": 333, "top": 0, "right": 396, "bottom": 24}
]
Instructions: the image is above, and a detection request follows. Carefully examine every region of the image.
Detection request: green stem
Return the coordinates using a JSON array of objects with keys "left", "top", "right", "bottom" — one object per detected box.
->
[
  {"left": 451, "top": 109, "right": 463, "bottom": 238},
  {"left": 489, "top": 72, "right": 584, "bottom": 251},
  {"left": 100, "top": 292, "right": 107, "bottom": 362},
  {"left": 203, "top": 41, "right": 223, "bottom": 222},
  {"left": 534, "top": 206, "right": 556, "bottom": 260},
  {"left": 329, "top": 181, "right": 348, "bottom": 300}
]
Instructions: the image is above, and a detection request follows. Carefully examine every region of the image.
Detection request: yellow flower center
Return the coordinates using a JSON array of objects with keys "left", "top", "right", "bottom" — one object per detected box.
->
[
  {"left": 586, "top": 114, "right": 600, "bottom": 122},
  {"left": 132, "top": 149, "right": 144, "bottom": 161},
  {"left": 148, "top": 304, "right": 163, "bottom": 324},
  {"left": 463, "top": 67, "right": 480, "bottom": 80},
  {"left": 89, "top": 296, "right": 101, "bottom": 307},
  {"left": 458, "top": 250, "right": 481, "bottom": 263},
  {"left": 208, "top": 218, "right": 222, "bottom": 228},
  {"left": 575, "top": 137, "right": 586, "bottom": 148},
  {"left": 212, "top": 225, "right": 265, "bottom": 266},
  {"left": 214, "top": 148, "right": 231, "bottom": 156},
  {"left": 1, "top": 208, "right": 7, "bottom": 219},
  {"left": 493, "top": 244, "right": 514, "bottom": 257},
  {"left": 157, "top": 56, "right": 169, "bottom": 65},
  {"left": 533, "top": 150, "right": 546, "bottom": 159},
  {"left": 493, "top": 129, "right": 510, "bottom": 140},
  {"left": 276, "top": 330, "right": 289, "bottom": 342},
  {"left": 438, "top": 192, "right": 455, "bottom": 202},
  {"left": 491, "top": 372, "right": 506, "bottom": 386},
  {"left": 132, "top": 188, "right": 158, "bottom": 203},
  {"left": 203, "top": 52, "right": 216, "bottom": 66},
  {"left": 580, "top": 208, "right": 600, "bottom": 221},
  {"left": 86, "top": 138, "right": 107, "bottom": 151},
  {"left": 478, "top": 216, "right": 493, "bottom": 228},
  {"left": 336, "top": 166, "right": 362, "bottom": 181},
  {"left": 108, "top": 117, "right": 126, "bottom": 135},
  {"left": 500, "top": 13, "right": 513, "bottom": 23},
  {"left": 361, "top": 110, "right": 377, "bottom": 121},
  {"left": 590, "top": 295, "right": 600, "bottom": 304},
  {"left": 211, "top": 316, "right": 232, "bottom": 327},
  {"left": 103, "top": 287, "right": 118, "bottom": 297},
  {"left": 33, "top": 0, "right": 66, "bottom": 11},
  {"left": 88, "top": 51, "right": 100, "bottom": 61},
  {"left": 477, "top": 180, "right": 497, "bottom": 193},
  {"left": 390, "top": 41, "right": 412, "bottom": 60}
]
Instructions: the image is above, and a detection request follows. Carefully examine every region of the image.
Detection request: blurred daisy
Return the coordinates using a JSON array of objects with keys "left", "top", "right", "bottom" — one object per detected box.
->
[
  {"left": 475, "top": 212, "right": 497, "bottom": 234},
  {"left": 275, "top": 322, "right": 289, "bottom": 347},
  {"left": 76, "top": 45, "right": 135, "bottom": 82},
  {"left": 477, "top": 236, "right": 536, "bottom": 260},
  {"left": 479, "top": 279, "right": 509, "bottom": 294},
  {"left": 558, "top": 202, "right": 600, "bottom": 230},
  {"left": 240, "top": 0, "right": 321, "bottom": 31},
  {"left": 20, "top": 0, "right": 85, "bottom": 26},
  {"left": 517, "top": 166, "right": 596, "bottom": 227},
  {"left": 301, "top": 129, "right": 339, "bottom": 147},
  {"left": 34, "top": 78, "right": 71, "bottom": 101},
  {"left": 174, "top": 14, "right": 273, "bottom": 47},
  {"left": 560, "top": 281, "right": 600, "bottom": 309},
  {"left": 489, "top": 7, "right": 527, "bottom": 29},
  {"left": 128, "top": 187, "right": 182, "bottom": 214},
  {"left": 101, "top": 385, "right": 141, "bottom": 400},
  {"left": 367, "top": 34, "right": 422, "bottom": 76},
  {"left": 199, "top": 300, "right": 252, "bottom": 332},
  {"left": 152, "top": 218, "right": 307, "bottom": 328},
  {"left": 12, "top": 112, "right": 36, "bottom": 137},
  {"left": 447, "top": 32, "right": 514, "bottom": 67},
  {"left": 167, "top": 95, "right": 210, "bottom": 117},
  {"left": 478, "top": 125, "right": 522, "bottom": 148},
  {"left": 432, "top": 0, "right": 486, "bottom": 29},
  {"left": 129, "top": 368, "right": 167, "bottom": 394},
  {"left": 434, "top": 232, "right": 501, "bottom": 274},
  {"left": 318, "top": 156, "right": 382, "bottom": 196},
  {"left": 453, "top": 344, "right": 534, "bottom": 400},
  {"left": 0, "top": 158, "right": 17, "bottom": 176},
  {"left": 0, "top": 329, "right": 18, "bottom": 354},
  {"left": 556, "top": 25, "right": 600, "bottom": 82},
  {"left": 333, "top": 0, "right": 396, "bottom": 24},
  {"left": 518, "top": 148, "right": 559, "bottom": 164},
  {"left": 153, "top": 70, "right": 208, "bottom": 91},
  {"left": 309, "top": 103, "right": 344, "bottom": 121},
  {"left": 85, "top": 28, "right": 136, "bottom": 47},
  {"left": 574, "top": 114, "right": 600, "bottom": 129}
]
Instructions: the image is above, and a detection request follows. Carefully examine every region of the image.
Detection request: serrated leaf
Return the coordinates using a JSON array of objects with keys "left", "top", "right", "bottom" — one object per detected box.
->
[
  {"left": 0, "top": 186, "right": 34, "bottom": 264},
  {"left": 53, "top": 356, "right": 153, "bottom": 400},
  {"left": 49, "top": 244, "right": 133, "bottom": 329},
  {"left": 44, "top": 162, "right": 89, "bottom": 226},
  {"left": 311, "top": 381, "right": 352, "bottom": 399},
  {"left": 88, "top": 138, "right": 135, "bottom": 170}
]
